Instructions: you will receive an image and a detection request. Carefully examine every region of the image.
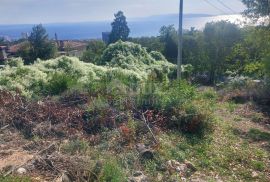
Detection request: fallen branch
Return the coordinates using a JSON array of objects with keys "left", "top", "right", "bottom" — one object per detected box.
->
[
  {"left": 142, "top": 113, "right": 158, "bottom": 144},
  {"left": 0, "top": 124, "right": 9, "bottom": 130}
]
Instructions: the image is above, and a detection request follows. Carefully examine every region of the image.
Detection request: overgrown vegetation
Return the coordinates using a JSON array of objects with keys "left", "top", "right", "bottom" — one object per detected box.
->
[{"left": 0, "top": 2, "right": 270, "bottom": 182}]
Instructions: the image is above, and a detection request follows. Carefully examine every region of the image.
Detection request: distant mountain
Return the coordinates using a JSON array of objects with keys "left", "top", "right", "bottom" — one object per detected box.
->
[
  {"left": 0, "top": 14, "right": 243, "bottom": 40},
  {"left": 130, "top": 13, "right": 213, "bottom": 21}
]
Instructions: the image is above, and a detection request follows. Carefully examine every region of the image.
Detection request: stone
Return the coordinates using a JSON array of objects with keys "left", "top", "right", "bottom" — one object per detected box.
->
[
  {"left": 128, "top": 171, "right": 148, "bottom": 182},
  {"left": 55, "top": 172, "right": 72, "bottom": 182},
  {"left": 185, "top": 160, "right": 197, "bottom": 171},
  {"left": 252, "top": 171, "right": 259, "bottom": 178},
  {"left": 16, "top": 167, "right": 27, "bottom": 174}
]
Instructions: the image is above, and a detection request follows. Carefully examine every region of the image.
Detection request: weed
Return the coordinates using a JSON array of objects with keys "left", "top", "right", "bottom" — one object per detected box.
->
[
  {"left": 248, "top": 128, "right": 270, "bottom": 142},
  {"left": 44, "top": 72, "right": 78, "bottom": 95},
  {"left": 0, "top": 176, "right": 31, "bottom": 182},
  {"left": 251, "top": 160, "right": 266, "bottom": 171},
  {"left": 100, "top": 159, "right": 126, "bottom": 182},
  {"left": 61, "top": 139, "right": 89, "bottom": 155},
  {"left": 144, "top": 160, "right": 157, "bottom": 176}
]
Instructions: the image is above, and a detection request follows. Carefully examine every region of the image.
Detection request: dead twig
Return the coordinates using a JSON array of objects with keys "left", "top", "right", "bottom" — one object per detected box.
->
[
  {"left": 142, "top": 112, "right": 158, "bottom": 144},
  {"left": 0, "top": 124, "right": 9, "bottom": 130}
]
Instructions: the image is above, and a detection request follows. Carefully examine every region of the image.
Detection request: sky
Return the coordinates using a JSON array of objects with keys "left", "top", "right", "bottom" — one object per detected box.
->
[{"left": 0, "top": 0, "right": 246, "bottom": 24}]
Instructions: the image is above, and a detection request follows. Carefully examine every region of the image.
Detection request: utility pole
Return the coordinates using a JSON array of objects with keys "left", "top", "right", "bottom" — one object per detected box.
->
[{"left": 177, "top": 0, "right": 184, "bottom": 80}]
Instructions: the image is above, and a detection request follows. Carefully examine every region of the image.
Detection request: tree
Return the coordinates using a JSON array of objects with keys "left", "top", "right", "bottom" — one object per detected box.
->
[
  {"left": 242, "top": 0, "right": 270, "bottom": 25},
  {"left": 203, "top": 21, "right": 241, "bottom": 84},
  {"left": 26, "top": 24, "right": 56, "bottom": 64},
  {"left": 109, "top": 11, "right": 130, "bottom": 44},
  {"left": 81, "top": 40, "right": 106, "bottom": 63},
  {"left": 129, "top": 37, "right": 164, "bottom": 53},
  {"left": 159, "top": 25, "right": 178, "bottom": 64},
  {"left": 183, "top": 28, "right": 207, "bottom": 73}
]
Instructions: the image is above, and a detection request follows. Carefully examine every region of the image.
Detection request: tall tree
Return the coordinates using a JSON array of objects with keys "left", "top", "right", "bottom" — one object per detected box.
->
[
  {"left": 109, "top": 11, "right": 130, "bottom": 44},
  {"left": 203, "top": 21, "right": 241, "bottom": 84},
  {"left": 27, "top": 24, "right": 56, "bottom": 63},
  {"left": 242, "top": 0, "right": 270, "bottom": 25},
  {"left": 159, "top": 25, "right": 178, "bottom": 64}
]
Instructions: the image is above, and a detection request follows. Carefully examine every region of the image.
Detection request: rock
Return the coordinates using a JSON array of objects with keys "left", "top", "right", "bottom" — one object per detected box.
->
[
  {"left": 185, "top": 160, "right": 197, "bottom": 171},
  {"left": 16, "top": 167, "right": 27, "bottom": 174},
  {"left": 128, "top": 171, "right": 148, "bottom": 182},
  {"left": 157, "top": 173, "right": 163, "bottom": 181},
  {"left": 136, "top": 144, "right": 154, "bottom": 160},
  {"left": 252, "top": 171, "right": 259, "bottom": 178},
  {"left": 166, "top": 160, "right": 196, "bottom": 177},
  {"left": 55, "top": 172, "right": 72, "bottom": 182}
]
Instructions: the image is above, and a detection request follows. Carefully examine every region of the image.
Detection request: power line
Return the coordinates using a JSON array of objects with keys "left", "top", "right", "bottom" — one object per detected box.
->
[
  {"left": 215, "top": 0, "right": 238, "bottom": 14},
  {"left": 203, "top": 0, "right": 229, "bottom": 15}
]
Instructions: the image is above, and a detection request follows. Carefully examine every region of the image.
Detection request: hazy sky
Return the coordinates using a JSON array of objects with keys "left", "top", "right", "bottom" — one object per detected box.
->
[{"left": 0, "top": 0, "right": 245, "bottom": 24}]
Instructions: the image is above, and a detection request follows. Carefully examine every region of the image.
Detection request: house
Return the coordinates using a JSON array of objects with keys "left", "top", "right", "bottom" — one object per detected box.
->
[{"left": 56, "top": 40, "right": 88, "bottom": 57}]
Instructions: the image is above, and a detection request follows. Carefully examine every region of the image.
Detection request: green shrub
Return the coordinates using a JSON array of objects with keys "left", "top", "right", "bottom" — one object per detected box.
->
[
  {"left": 100, "top": 159, "right": 126, "bottom": 182},
  {"left": 200, "top": 88, "right": 218, "bottom": 101},
  {"left": 0, "top": 55, "right": 175, "bottom": 97},
  {"left": 0, "top": 176, "right": 30, "bottom": 182},
  {"left": 137, "top": 80, "right": 195, "bottom": 110},
  {"left": 44, "top": 72, "right": 78, "bottom": 95},
  {"left": 248, "top": 129, "right": 270, "bottom": 142},
  {"left": 167, "top": 101, "right": 213, "bottom": 136},
  {"left": 61, "top": 139, "right": 89, "bottom": 155},
  {"left": 5, "top": 57, "right": 24, "bottom": 67}
]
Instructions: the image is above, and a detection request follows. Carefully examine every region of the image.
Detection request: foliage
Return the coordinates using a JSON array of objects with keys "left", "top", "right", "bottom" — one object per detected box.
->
[
  {"left": 109, "top": 11, "right": 130, "bottom": 44},
  {"left": 0, "top": 41, "right": 176, "bottom": 97},
  {"left": 0, "top": 176, "right": 30, "bottom": 182},
  {"left": 17, "top": 24, "right": 56, "bottom": 64},
  {"left": 242, "top": 0, "right": 270, "bottom": 25},
  {"left": 5, "top": 57, "right": 24, "bottom": 67},
  {"left": 159, "top": 25, "right": 178, "bottom": 64},
  {"left": 81, "top": 40, "right": 106, "bottom": 63},
  {"left": 264, "top": 54, "right": 270, "bottom": 79},
  {"left": 137, "top": 80, "right": 213, "bottom": 136},
  {"left": 243, "top": 61, "right": 264, "bottom": 78},
  {"left": 129, "top": 36, "right": 164, "bottom": 53},
  {"left": 100, "top": 159, "right": 126, "bottom": 182},
  {"left": 61, "top": 139, "right": 89, "bottom": 155},
  {"left": 43, "top": 72, "right": 78, "bottom": 95},
  {"left": 203, "top": 21, "right": 242, "bottom": 84},
  {"left": 100, "top": 41, "right": 176, "bottom": 79}
]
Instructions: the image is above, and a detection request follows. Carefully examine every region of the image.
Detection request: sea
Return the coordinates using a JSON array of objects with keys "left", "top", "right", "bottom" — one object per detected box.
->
[{"left": 0, "top": 14, "right": 244, "bottom": 40}]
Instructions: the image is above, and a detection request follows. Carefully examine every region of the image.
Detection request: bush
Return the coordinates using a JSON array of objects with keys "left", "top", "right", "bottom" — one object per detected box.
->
[
  {"left": 100, "top": 159, "right": 126, "bottom": 182},
  {"left": 137, "top": 80, "right": 195, "bottom": 110},
  {"left": 136, "top": 80, "right": 213, "bottom": 136},
  {"left": 100, "top": 41, "right": 176, "bottom": 76},
  {"left": 0, "top": 176, "right": 30, "bottom": 182},
  {"left": 0, "top": 54, "right": 175, "bottom": 97},
  {"left": 5, "top": 57, "right": 24, "bottom": 67},
  {"left": 81, "top": 40, "right": 106, "bottom": 63},
  {"left": 43, "top": 72, "right": 78, "bottom": 95},
  {"left": 61, "top": 139, "right": 89, "bottom": 155},
  {"left": 167, "top": 101, "right": 213, "bottom": 136}
]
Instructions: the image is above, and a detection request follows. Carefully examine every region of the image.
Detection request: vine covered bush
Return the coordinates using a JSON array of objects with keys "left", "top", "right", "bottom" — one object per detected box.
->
[{"left": 0, "top": 41, "right": 176, "bottom": 97}]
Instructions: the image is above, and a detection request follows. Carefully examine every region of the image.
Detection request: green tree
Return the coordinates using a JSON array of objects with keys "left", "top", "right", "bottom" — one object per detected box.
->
[
  {"left": 242, "top": 0, "right": 270, "bottom": 25},
  {"left": 183, "top": 28, "right": 207, "bottom": 73},
  {"left": 129, "top": 36, "right": 164, "bottom": 53},
  {"left": 81, "top": 40, "right": 106, "bottom": 63},
  {"left": 109, "top": 11, "right": 130, "bottom": 44},
  {"left": 203, "top": 21, "right": 241, "bottom": 84},
  {"left": 27, "top": 24, "right": 56, "bottom": 64},
  {"left": 159, "top": 25, "right": 178, "bottom": 64}
]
